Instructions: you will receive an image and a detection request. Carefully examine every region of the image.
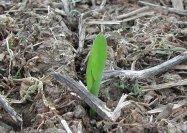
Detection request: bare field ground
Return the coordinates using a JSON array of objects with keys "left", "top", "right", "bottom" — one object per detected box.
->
[{"left": 0, "top": 0, "right": 186, "bottom": 132}]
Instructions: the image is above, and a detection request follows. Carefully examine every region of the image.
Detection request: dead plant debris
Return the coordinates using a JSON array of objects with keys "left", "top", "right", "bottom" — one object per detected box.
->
[{"left": 0, "top": 0, "right": 186, "bottom": 132}]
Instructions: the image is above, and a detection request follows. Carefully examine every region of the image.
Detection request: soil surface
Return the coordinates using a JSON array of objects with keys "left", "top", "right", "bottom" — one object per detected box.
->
[{"left": 0, "top": 0, "right": 186, "bottom": 132}]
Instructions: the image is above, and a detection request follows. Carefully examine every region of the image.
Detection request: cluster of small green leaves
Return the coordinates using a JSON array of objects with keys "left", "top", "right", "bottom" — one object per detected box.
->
[{"left": 115, "top": 81, "right": 144, "bottom": 96}]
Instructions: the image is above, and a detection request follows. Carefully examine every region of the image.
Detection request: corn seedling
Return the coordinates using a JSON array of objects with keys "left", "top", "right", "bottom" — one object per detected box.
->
[{"left": 86, "top": 33, "right": 107, "bottom": 97}]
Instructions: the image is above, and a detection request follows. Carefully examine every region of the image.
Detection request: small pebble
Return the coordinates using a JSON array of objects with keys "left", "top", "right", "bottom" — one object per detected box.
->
[{"left": 74, "top": 105, "right": 86, "bottom": 118}]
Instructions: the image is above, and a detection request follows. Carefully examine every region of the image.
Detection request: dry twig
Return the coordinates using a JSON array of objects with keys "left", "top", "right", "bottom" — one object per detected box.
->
[
  {"left": 148, "top": 100, "right": 187, "bottom": 114},
  {"left": 139, "top": 1, "right": 187, "bottom": 16},
  {"left": 116, "top": 6, "right": 150, "bottom": 19},
  {"left": 87, "top": 12, "right": 154, "bottom": 25},
  {"left": 5, "top": 35, "right": 14, "bottom": 78},
  {"left": 52, "top": 73, "right": 131, "bottom": 122},
  {"left": 61, "top": 0, "right": 70, "bottom": 15},
  {"left": 104, "top": 52, "right": 187, "bottom": 80},
  {"left": 78, "top": 13, "right": 86, "bottom": 53},
  {"left": 171, "top": 0, "right": 184, "bottom": 11},
  {"left": 174, "top": 65, "right": 187, "bottom": 70},
  {"left": 100, "top": 0, "right": 107, "bottom": 9},
  {"left": 143, "top": 79, "right": 187, "bottom": 91},
  {"left": 87, "top": 20, "right": 121, "bottom": 25},
  {"left": 0, "top": 94, "right": 22, "bottom": 126},
  {"left": 60, "top": 118, "right": 72, "bottom": 133}
]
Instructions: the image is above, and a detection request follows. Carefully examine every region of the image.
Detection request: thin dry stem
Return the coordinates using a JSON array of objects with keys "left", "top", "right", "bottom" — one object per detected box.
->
[
  {"left": 104, "top": 52, "right": 187, "bottom": 80},
  {"left": 0, "top": 94, "right": 23, "bottom": 126},
  {"left": 52, "top": 73, "right": 131, "bottom": 122}
]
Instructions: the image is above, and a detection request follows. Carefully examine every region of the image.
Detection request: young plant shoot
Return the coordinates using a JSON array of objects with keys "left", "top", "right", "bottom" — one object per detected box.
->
[{"left": 86, "top": 33, "right": 107, "bottom": 97}]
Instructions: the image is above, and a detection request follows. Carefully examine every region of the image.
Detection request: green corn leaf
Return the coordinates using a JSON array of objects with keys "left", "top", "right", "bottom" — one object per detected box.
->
[{"left": 86, "top": 33, "right": 107, "bottom": 96}]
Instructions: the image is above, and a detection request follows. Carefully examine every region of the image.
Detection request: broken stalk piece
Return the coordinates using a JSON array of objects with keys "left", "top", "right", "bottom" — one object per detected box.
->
[
  {"left": 52, "top": 73, "right": 131, "bottom": 122},
  {"left": 104, "top": 52, "right": 187, "bottom": 80}
]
